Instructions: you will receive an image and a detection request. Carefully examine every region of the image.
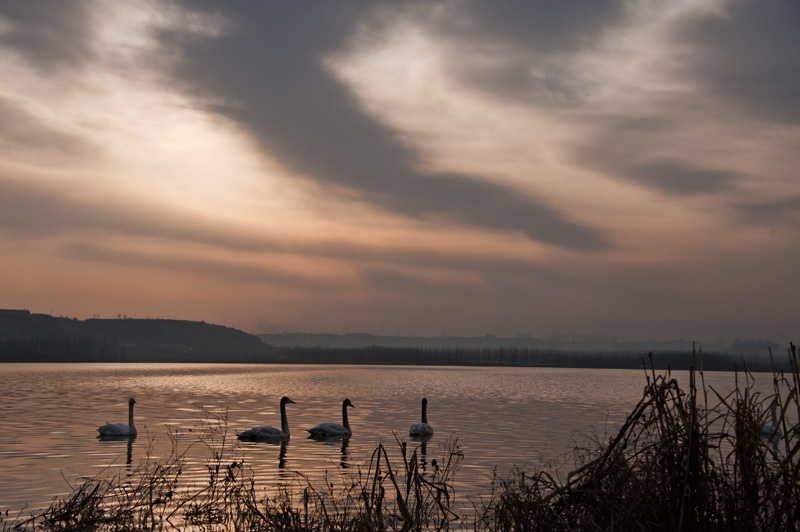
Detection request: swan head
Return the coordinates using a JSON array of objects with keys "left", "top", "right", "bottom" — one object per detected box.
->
[
  {"left": 129, "top": 398, "right": 136, "bottom": 406},
  {"left": 421, "top": 397, "right": 427, "bottom": 406},
  {"left": 343, "top": 398, "right": 355, "bottom": 409},
  {"left": 281, "top": 396, "right": 295, "bottom": 405}
]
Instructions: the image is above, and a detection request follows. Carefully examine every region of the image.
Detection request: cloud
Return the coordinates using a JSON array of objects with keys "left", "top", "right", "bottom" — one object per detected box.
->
[
  {"left": 432, "top": 0, "right": 624, "bottom": 53},
  {"left": 1, "top": 0, "right": 799, "bottom": 342},
  {"left": 413, "top": 0, "right": 626, "bottom": 104},
  {"left": 0, "top": 174, "right": 281, "bottom": 252},
  {"left": 0, "top": 95, "right": 99, "bottom": 163},
  {"left": 626, "top": 160, "right": 739, "bottom": 195},
  {"left": 157, "top": 1, "right": 607, "bottom": 250},
  {"left": 59, "top": 242, "right": 343, "bottom": 289},
  {"left": 736, "top": 196, "right": 800, "bottom": 226},
  {"left": 0, "top": 0, "right": 98, "bottom": 72},
  {"left": 676, "top": 0, "right": 800, "bottom": 124}
]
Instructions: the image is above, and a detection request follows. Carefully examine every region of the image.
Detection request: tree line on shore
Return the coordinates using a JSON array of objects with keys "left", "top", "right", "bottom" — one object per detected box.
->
[
  {"left": 271, "top": 345, "right": 783, "bottom": 372},
  {"left": 0, "top": 310, "right": 786, "bottom": 371}
]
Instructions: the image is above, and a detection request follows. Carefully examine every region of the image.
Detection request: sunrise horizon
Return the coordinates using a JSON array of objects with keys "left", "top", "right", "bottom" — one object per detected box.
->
[
  {"left": 2, "top": 1, "right": 798, "bottom": 350},
  {"left": 3, "top": 306, "right": 793, "bottom": 349}
]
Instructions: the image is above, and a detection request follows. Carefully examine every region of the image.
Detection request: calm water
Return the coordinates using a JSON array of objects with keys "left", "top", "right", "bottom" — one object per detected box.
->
[{"left": 0, "top": 363, "right": 768, "bottom": 513}]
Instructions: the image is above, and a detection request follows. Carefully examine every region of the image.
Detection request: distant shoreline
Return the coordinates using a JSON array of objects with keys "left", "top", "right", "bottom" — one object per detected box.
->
[{"left": 0, "top": 310, "right": 788, "bottom": 371}]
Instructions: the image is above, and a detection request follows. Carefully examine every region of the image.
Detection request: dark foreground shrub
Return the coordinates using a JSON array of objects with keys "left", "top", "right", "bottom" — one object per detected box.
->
[{"left": 477, "top": 344, "right": 800, "bottom": 531}]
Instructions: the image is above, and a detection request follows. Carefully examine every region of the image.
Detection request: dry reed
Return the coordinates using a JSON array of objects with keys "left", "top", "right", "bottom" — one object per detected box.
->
[
  {"left": 8, "top": 412, "right": 463, "bottom": 532},
  {"left": 477, "top": 343, "right": 800, "bottom": 531}
]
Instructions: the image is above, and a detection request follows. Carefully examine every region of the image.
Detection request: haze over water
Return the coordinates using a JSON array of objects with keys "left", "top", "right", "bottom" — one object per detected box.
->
[{"left": 0, "top": 363, "right": 771, "bottom": 514}]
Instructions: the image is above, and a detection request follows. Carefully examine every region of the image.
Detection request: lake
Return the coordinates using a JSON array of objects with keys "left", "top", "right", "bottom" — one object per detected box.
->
[{"left": 0, "top": 363, "right": 772, "bottom": 515}]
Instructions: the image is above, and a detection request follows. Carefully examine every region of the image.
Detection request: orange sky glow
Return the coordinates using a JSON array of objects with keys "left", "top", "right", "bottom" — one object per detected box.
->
[{"left": 1, "top": 1, "right": 798, "bottom": 344}]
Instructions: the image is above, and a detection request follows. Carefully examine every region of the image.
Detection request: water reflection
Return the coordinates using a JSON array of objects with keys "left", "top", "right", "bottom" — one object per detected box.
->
[
  {"left": 0, "top": 363, "right": 780, "bottom": 513},
  {"left": 96, "top": 435, "right": 135, "bottom": 467},
  {"left": 279, "top": 441, "right": 287, "bottom": 470},
  {"left": 340, "top": 438, "right": 349, "bottom": 469},
  {"left": 417, "top": 441, "right": 428, "bottom": 474},
  {"left": 305, "top": 434, "right": 351, "bottom": 469}
]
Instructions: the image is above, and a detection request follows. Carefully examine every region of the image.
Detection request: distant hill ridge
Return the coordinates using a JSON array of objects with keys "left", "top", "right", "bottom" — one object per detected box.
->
[
  {"left": 0, "top": 310, "right": 271, "bottom": 362},
  {"left": 0, "top": 310, "right": 786, "bottom": 370}
]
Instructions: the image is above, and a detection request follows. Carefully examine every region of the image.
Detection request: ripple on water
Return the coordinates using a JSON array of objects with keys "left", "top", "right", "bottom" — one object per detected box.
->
[{"left": 0, "top": 363, "right": 773, "bottom": 513}]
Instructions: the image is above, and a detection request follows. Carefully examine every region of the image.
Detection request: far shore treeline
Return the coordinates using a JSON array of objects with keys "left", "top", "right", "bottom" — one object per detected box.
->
[{"left": 0, "top": 309, "right": 788, "bottom": 372}]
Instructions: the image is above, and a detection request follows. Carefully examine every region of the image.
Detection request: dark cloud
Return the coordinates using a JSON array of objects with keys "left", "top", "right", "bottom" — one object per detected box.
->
[
  {"left": 626, "top": 160, "right": 739, "bottom": 196},
  {"left": 158, "top": 1, "right": 607, "bottom": 250},
  {"left": 676, "top": 0, "right": 800, "bottom": 123},
  {"left": 0, "top": 0, "right": 97, "bottom": 72},
  {"left": 432, "top": 0, "right": 624, "bottom": 53},
  {"left": 422, "top": 0, "right": 624, "bottom": 104},
  {"left": 573, "top": 129, "right": 741, "bottom": 197},
  {"left": 735, "top": 195, "right": 800, "bottom": 226}
]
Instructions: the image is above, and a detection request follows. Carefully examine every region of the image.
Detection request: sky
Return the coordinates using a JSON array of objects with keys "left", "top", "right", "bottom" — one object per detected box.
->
[{"left": 1, "top": 0, "right": 798, "bottom": 344}]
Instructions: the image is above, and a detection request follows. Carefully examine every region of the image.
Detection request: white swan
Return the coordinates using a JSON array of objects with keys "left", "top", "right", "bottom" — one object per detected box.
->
[
  {"left": 98, "top": 397, "right": 137, "bottom": 438},
  {"left": 761, "top": 399, "right": 783, "bottom": 441},
  {"left": 409, "top": 397, "right": 433, "bottom": 438},
  {"left": 237, "top": 396, "right": 295, "bottom": 441},
  {"left": 307, "top": 398, "right": 354, "bottom": 439}
]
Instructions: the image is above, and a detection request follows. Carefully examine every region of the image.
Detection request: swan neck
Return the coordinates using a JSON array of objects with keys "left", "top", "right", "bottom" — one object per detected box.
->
[
  {"left": 342, "top": 402, "right": 351, "bottom": 432},
  {"left": 128, "top": 402, "right": 136, "bottom": 430},
  {"left": 280, "top": 400, "right": 290, "bottom": 436},
  {"left": 421, "top": 401, "right": 428, "bottom": 424}
]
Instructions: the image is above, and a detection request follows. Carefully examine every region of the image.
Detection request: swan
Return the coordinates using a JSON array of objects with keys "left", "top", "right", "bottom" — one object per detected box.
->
[
  {"left": 237, "top": 396, "right": 295, "bottom": 441},
  {"left": 409, "top": 397, "right": 433, "bottom": 438},
  {"left": 307, "top": 398, "right": 354, "bottom": 439},
  {"left": 98, "top": 397, "right": 137, "bottom": 438},
  {"left": 761, "top": 399, "right": 783, "bottom": 441}
]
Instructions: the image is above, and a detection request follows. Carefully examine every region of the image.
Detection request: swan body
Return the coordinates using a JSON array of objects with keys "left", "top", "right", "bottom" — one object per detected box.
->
[
  {"left": 238, "top": 396, "right": 295, "bottom": 441},
  {"left": 308, "top": 398, "right": 354, "bottom": 439},
  {"left": 761, "top": 400, "right": 783, "bottom": 441},
  {"left": 98, "top": 398, "right": 137, "bottom": 438},
  {"left": 409, "top": 397, "right": 433, "bottom": 438}
]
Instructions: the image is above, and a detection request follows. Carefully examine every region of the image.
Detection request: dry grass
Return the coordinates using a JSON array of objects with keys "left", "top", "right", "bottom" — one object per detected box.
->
[
  {"left": 476, "top": 343, "right": 800, "bottom": 531},
  {"left": 8, "top": 415, "right": 463, "bottom": 532}
]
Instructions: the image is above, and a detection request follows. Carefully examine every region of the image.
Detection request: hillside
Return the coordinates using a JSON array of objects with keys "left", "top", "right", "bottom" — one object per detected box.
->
[{"left": 0, "top": 310, "right": 273, "bottom": 362}]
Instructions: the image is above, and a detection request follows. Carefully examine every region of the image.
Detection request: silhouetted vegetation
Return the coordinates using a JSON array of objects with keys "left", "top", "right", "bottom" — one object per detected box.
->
[
  {"left": 273, "top": 345, "right": 784, "bottom": 372},
  {"left": 0, "top": 312, "right": 270, "bottom": 362},
  {"left": 6, "top": 414, "right": 463, "bottom": 532},
  {"left": 5, "top": 345, "right": 799, "bottom": 531},
  {"left": 476, "top": 344, "right": 800, "bottom": 531},
  {"left": 0, "top": 333, "right": 121, "bottom": 362},
  {"left": 0, "top": 310, "right": 785, "bottom": 370}
]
